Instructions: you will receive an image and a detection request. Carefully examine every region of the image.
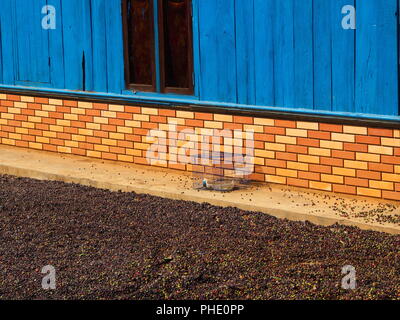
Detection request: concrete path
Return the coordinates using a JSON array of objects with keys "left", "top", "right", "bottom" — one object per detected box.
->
[{"left": 0, "top": 145, "right": 399, "bottom": 234}]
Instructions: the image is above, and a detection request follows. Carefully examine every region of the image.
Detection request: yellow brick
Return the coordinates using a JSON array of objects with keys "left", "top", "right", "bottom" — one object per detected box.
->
[
  {"left": 310, "top": 181, "right": 332, "bottom": 192},
  {"left": 35, "top": 110, "right": 48, "bottom": 117},
  {"left": 176, "top": 111, "right": 194, "bottom": 119},
  {"left": 20, "top": 96, "right": 34, "bottom": 103},
  {"left": 394, "top": 130, "right": 400, "bottom": 138},
  {"left": 49, "top": 99, "right": 63, "bottom": 106},
  {"left": 125, "top": 120, "right": 141, "bottom": 128},
  {"left": 86, "top": 123, "right": 101, "bottom": 130},
  {"left": 264, "top": 142, "right": 285, "bottom": 152},
  {"left": 2, "top": 113, "right": 14, "bottom": 120},
  {"left": 332, "top": 133, "right": 355, "bottom": 143},
  {"left": 109, "top": 132, "right": 125, "bottom": 140},
  {"left": 87, "top": 151, "right": 102, "bottom": 158},
  {"left": 276, "top": 168, "right": 298, "bottom": 178},
  {"left": 22, "top": 122, "right": 35, "bottom": 129},
  {"left": 2, "top": 139, "right": 15, "bottom": 146},
  {"left": 8, "top": 133, "right": 21, "bottom": 140},
  {"left": 0, "top": 119, "right": 7, "bottom": 125},
  {"left": 333, "top": 167, "right": 356, "bottom": 177},
  {"left": 265, "top": 175, "right": 287, "bottom": 185},
  {"left": 255, "top": 149, "right": 275, "bottom": 159},
  {"left": 142, "top": 107, "right": 159, "bottom": 115},
  {"left": 78, "top": 101, "right": 93, "bottom": 109},
  {"left": 36, "top": 136, "right": 50, "bottom": 144},
  {"left": 49, "top": 125, "right": 63, "bottom": 132},
  {"left": 0, "top": 94, "right": 7, "bottom": 100},
  {"left": 287, "top": 161, "right": 309, "bottom": 171},
  {"left": 57, "top": 146, "right": 72, "bottom": 153},
  {"left": 28, "top": 116, "right": 41, "bottom": 123},
  {"left": 126, "top": 149, "right": 142, "bottom": 157},
  {"left": 94, "top": 145, "right": 110, "bottom": 152},
  {"left": 297, "top": 121, "right": 318, "bottom": 130},
  {"left": 9, "top": 107, "right": 22, "bottom": 114},
  {"left": 244, "top": 125, "right": 264, "bottom": 133},
  {"left": 369, "top": 180, "right": 394, "bottom": 190},
  {"left": 343, "top": 126, "right": 367, "bottom": 135},
  {"left": 168, "top": 117, "right": 185, "bottom": 125},
  {"left": 368, "top": 145, "right": 393, "bottom": 155},
  {"left": 298, "top": 154, "right": 320, "bottom": 164},
  {"left": 15, "top": 127, "right": 28, "bottom": 134},
  {"left": 78, "top": 129, "right": 93, "bottom": 136},
  {"left": 102, "top": 138, "right": 117, "bottom": 146},
  {"left": 275, "top": 135, "right": 297, "bottom": 145},
  {"left": 320, "top": 140, "right": 343, "bottom": 150},
  {"left": 254, "top": 118, "right": 274, "bottom": 126},
  {"left": 254, "top": 157, "right": 265, "bottom": 166},
  {"left": 101, "top": 110, "right": 116, "bottom": 118},
  {"left": 72, "top": 135, "right": 86, "bottom": 142},
  {"left": 64, "top": 114, "right": 78, "bottom": 121},
  {"left": 381, "top": 138, "right": 400, "bottom": 147},
  {"left": 309, "top": 148, "right": 331, "bottom": 157},
  {"left": 134, "top": 142, "right": 150, "bottom": 150},
  {"left": 42, "top": 104, "right": 57, "bottom": 112},
  {"left": 395, "top": 165, "right": 400, "bottom": 174},
  {"left": 57, "top": 119, "right": 71, "bottom": 126},
  {"left": 204, "top": 121, "right": 223, "bottom": 129},
  {"left": 382, "top": 173, "right": 400, "bottom": 183},
  {"left": 117, "top": 126, "right": 133, "bottom": 134},
  {"left": 43, "top": 131, "right": 57, "bottom": 138},
  {"left": 29, "top": 142, "right": 43, "bottom": 150},
  {"left": 357, "top": 188, "right": 381, "bottom": 198},
  {"left": 321, "top": 174, "right": 344, "bottom": 184},
  {"left": 94, "top": 117, "right": 109, "bottom": 124},
  {"left": 344, "top": 160, "right": 368, "bottom": 170},
  {"left": 118, "top": 155, "right": 134, "bottom": 162},
  {"left": 109, "top": 104, "right": 125, "bottom": 112},
  {"left": 133, "top": 114, "right": 150, "bottom": 122},
  {"left": 356, "top": 152, "right": 381, "bottom": 163},
  {"left": 71, "top": 107, "right": 86, "bottom": 115},
  {"left": 214, "top": 114, "right": 233, "bottom": 122},
  {"left": 65, "top": 141, "right": 79, "bottom": 148},
  {"left": 286, "top": 128, "right": 308, "bottom": 137},
  {"left": 14, "top": 102, "right": 28, "bottom": 109}
]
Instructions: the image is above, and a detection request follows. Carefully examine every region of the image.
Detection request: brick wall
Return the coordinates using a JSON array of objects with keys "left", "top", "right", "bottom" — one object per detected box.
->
[{"left": 0, "top": 93, "right": 399, "bottom": 201}]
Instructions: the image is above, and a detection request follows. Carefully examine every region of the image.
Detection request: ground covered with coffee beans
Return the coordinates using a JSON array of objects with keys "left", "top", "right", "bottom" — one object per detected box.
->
[{"left": 0, "top": 175, "right": 399, "bottom": 300}]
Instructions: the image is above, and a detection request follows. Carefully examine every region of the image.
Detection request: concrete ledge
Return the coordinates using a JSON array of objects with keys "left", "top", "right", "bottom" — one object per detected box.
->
[{"left": 0, "top": 145, "right": 399, "bottom": 234}]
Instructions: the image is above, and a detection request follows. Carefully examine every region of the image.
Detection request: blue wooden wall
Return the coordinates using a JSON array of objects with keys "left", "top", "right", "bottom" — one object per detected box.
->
[{"left": 0, "top": 0, "right": 399, "bottom": 117}]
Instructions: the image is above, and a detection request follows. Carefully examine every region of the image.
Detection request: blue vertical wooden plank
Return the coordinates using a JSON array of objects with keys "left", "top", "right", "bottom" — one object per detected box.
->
[
  {"left": 48, "top": 0, "right": 65, "bottom": 89},
  {"left": 235, "top": 0, "right": 255, "bottom": 105},
  {"left": 198, "top": 0, "right": 237, "bottom": 103},
  {"left": 0, "top": 0, "right": 15, "bottom": 84},
  {"left": 273, "top": 0, "right": 295, "bottom": 108},
  {"left": 192, "top": 0, "right": 201, "bottom": 98},
  {"left": 14, "top": 0, "right": 50, "bottom": 84},
  {"left": 254, "top": 0, "right": 274, "bottom": 106},
  {"left": 62, "top": 0, "right": 93, "bottom": 91},
  {"left": 91, "top": 0, "right": 108, "bottom": 92},
  {"left": 293, "top": 0, "right": 313, "bottom": 109},
  {"left": 331, "top": 0, "right": 355, "bottom": 112},
  {"left": 105, "top": 0, "right": 125, "bottom": 94},
  {"left": 313, "top": 0, "right": 332, "bottom": 111},
  {"left": 356, "top": 0, "right": 398, "bottom": 115}
]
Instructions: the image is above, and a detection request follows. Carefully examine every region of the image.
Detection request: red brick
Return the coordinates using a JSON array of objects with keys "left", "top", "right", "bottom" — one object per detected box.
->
[
  {"left": 265, "top": 159, "right": 286, "bottom": 168},
  {"left": 298, "top": 171, "right": 320, "bottom": 181},
  {"left": 125, "top": 106, "right": 141, "bottom": 113},
  {"left": 286, "top": 145, "right": 308, "bottom": 154},
  {"left": 343, "top": 143, "right": 368, "bottom": 152},
  {"left": 185, "top": 119, "right": 203, "bottom": 127},
  {"left": 368, "top": 128, "right": 393, "bottom": 137},
  {"left": 297, "top": 137, "right": 320, "bottom": 147},
  {"left": 309, "top": 164, "right": 332, "bottom": 174},
  {"left": 93, "top": 103, "right": 109, "bottom": 110},
  {"left": 233, "top": 116, "right": 253, "bottom": 124},
  {"left": 308, "top": 130, "right": 331, "bottom": 140},
  {"left": 102, "top": 152, "right": 117, "bottom": 161},
  {"left": 194, "top": 112, "right": 213, "bottom": 121},
  {"left": 254, "top": 133, "right": 275, "bottom": 142},
  {"left": 7, "top": 95, "right": 21, "bottom": 101},
  {"left": 368, "top": 163, "right": 394, "bottom": 173},
  {"left": 34, "top": 97, "right": 48, "bottom": 104},
  {"left": 344, "top": 177, "right": 369, "bottom": 187},
  {"left": 16, "top": 140, "right": 29, "bottom": 148},
  {"left": 332, "top": 150, "right": 355, "bottom": 160},
  {"left": 71, "top": 148, "right": 86, "bottom": 156},
  {"left": 320, "top": 157, "right": 343, "bottom": 167},
  {"left": 43, "top": 144, "right": 57, "bottom": 152},
  {"left": 117, "top": 112, "right": 133, "bottom": 120},
  {"left": 320, "top": 123, "right": 343, "bottom": 133},
  {"left": 255, "top": 166, "right": 276, "bottom": 175},
  {"left": 109, "top": 118, "right": 125, "bottom": 126},
  {"left": 355, "top": 135, "right": 381, "bottom": 145},
  {"left": 382, "top": 191, "right": 400, "bottom": 201},
  {"left": 275, "top": 119, "right": 296, "bottom": 128},
  {"left": 264, "top": 126, "right": 285, "bottom": 135},
  {"left": 101, "top": 124, "right": 117, "bottom": 132},
  {"left": 49, "top": 112, "right": 64, "bottom": 119},
  {"left": 395, "top": 148, "right": 400, "bottom": 156},
  {"left": 276, "top": 152, "right": 297, "bottom": 161},
  {"left": 63, "top": 100, "right": 78, "bottom": 107},
  {"left": 356, "top": 169, "right": 381, "bottom": 180},
  {"left": 223, "top": 122, "right": 243, "bottom": 130},
  {"left": 159, "top": 109, "right": 176, "bottom": 117},
  {"left": 381, "top": 155, "right": 400, "bottom": 165},
  {"left": 333, "top": 184, "right": 357, "bottom": 195},
  {"left": 287, "top": 178, "right": 309, "bottom": 188}
]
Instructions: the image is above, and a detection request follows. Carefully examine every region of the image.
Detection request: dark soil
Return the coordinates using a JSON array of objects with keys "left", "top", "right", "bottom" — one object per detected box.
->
[{"left": 0, "top": 175, "right": 399, "bottom": 300}]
